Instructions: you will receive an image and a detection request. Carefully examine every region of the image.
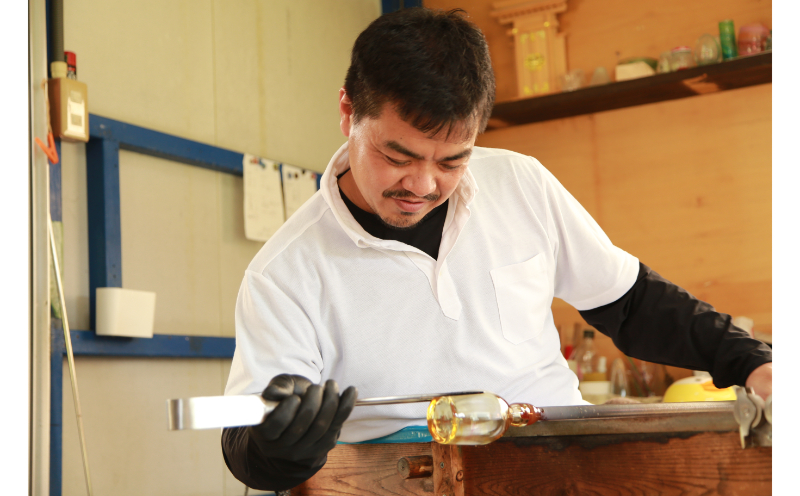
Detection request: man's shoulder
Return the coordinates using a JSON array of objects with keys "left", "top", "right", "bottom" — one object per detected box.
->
[
  {"left": 472, "top": 145, "right": 528, "bottom": 160},
  {"left": 247, "top": 192, "right": 336, "bottom": 275},
  {"left": 469, "top": 146, "right": 546, "bottom": 183}
]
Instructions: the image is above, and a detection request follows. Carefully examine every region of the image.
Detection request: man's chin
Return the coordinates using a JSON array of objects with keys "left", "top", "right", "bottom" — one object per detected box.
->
[{"left": 378, "top": 212, "right": 424, "bottom": 231}]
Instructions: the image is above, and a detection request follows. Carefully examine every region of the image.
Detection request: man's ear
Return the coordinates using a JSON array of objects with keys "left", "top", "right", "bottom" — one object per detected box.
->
[{"left": 339, "top": 88, "right": 353, "bottom": 138}]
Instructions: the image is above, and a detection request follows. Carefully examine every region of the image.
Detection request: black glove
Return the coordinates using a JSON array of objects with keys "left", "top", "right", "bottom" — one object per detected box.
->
[{"left": 248, "top": 374, "right": 357, "bottom": 465}]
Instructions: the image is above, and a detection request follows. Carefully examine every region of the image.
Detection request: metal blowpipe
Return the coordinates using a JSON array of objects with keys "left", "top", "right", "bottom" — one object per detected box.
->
[
  {"left": 167, "top": 391, "right": 485, "bottom": 431},
  {"left": 167, "top": 391, "right": 737, "bottom": 432}
]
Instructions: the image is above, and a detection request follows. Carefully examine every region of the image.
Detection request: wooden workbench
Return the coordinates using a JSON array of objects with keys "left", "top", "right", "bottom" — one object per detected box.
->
[{"left": 291, "top": 410, "right": 772, "bottom": 495}]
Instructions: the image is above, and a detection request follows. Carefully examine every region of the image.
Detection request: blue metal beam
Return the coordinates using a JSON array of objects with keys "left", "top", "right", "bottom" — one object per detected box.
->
[
  {"left": 49, "top": 141, "right": 64, "bottom": 496},
  {"left": 381, "top": 0, "right": 423, "bottom": 14},
  {"left": 85, "top": 137, "right": 122, "bottom": 330},
  {"left": 50, "top": 320, "right": 64, "bottom": 496},
  {"left": 89, "top": 114, "right": 244, "bottom": 176},
  {"left": 60, "top": 330, "right": 236, "bottom": 359},
  {"left": 49, "top": 140, "right": 62, "bottom": 222}
]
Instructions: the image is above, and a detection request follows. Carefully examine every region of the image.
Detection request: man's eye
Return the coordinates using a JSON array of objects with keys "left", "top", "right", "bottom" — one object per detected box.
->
[
  {"left": 441, "top": 163, "right": 462, "bottom": 171},
  {"left": 386, "top": 155, "right": 409, "bottom": 166}
]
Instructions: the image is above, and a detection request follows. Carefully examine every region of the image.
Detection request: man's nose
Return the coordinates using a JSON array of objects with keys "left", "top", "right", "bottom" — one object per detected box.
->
[{"left": 400, "top": 164, "right": 436, "bottom": 198}]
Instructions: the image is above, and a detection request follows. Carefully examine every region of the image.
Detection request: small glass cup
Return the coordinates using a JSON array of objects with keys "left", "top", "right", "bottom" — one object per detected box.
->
[{"left": 670, "top": 46, "right": 694, "bottom": 70}]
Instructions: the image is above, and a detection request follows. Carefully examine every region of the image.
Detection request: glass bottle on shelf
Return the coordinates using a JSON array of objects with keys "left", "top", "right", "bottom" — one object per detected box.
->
[
  {"left": 427, "top": 392, "right": 540, "bottom": 445},
  {"left": 583, "top": 355, "right": 607, "bottom": 382},
  {"left": 610, "top": 358, "right": 629, "bottom": 397},
  {"left": 569, "top": 329, "right": 596, "bottom": 381}
]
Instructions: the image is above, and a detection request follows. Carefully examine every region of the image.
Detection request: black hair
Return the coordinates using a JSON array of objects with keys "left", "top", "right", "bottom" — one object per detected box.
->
[{"left": 344, "top": 7, "right": 496, "bottom": 140}]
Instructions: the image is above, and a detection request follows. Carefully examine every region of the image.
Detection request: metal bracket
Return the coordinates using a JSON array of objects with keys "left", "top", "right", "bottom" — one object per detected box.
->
[{"left": 732, "top": 386, "right": 771, "bottom": 448}]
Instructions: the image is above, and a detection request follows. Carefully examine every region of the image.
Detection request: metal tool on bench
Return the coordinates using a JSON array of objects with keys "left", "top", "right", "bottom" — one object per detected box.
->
[
  {"left": 169, "top": 387, "right": 771, "bottom": 446},
  {"left": 167, "top": 391, "right": 484, "bottom": 431},
  {"left": 733, "top": 386, "right": 772, "bottom": 448}
]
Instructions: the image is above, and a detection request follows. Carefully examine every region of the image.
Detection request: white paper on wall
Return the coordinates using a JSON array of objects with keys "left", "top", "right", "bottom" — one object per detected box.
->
[
  {"left": 281, "top": 163, "right": 319, "bottom": 220},
  {"left": 243, "top": 154, "right": 285, "bottom": 242}
]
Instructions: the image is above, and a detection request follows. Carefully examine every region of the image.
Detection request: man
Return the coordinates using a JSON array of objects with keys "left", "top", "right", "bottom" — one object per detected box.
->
[{"left": 221, "top": 8, "right": 772, "bottom": 492}]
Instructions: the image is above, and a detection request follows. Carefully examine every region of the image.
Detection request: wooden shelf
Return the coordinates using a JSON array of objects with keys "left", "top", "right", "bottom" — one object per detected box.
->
[{"left": 487, "top": 52, "right": 771, "bottom": 129}]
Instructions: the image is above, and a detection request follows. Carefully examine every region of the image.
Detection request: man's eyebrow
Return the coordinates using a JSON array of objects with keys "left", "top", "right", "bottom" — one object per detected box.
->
[
  {"left": 440, "top": 148, "right": 472, "bottom": 162},
  {"left": 384, "top": 140, "right": 472, "bottom": 162},
  {"left": 385, "top": 141, "right": 425, "bottom": 161}
]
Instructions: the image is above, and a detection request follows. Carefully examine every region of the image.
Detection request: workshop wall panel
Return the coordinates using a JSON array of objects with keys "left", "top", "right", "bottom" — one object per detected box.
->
[
  {"left": 60, "top": 358, "right": 240, "bottom": 496},
  {"left": 255, "top": 0, "right": 382, "bottom": 172},
  {"left": 61, "top": 141, "right": 90, "bottom": 331},
  {"left": 217, "top": 172, "right": 264, "bottom": 337},
  {"left": 118, "top": 150, "right": 226, "bottom": 337},
  {"left": 594, "top": 84, "right": 772, "bottom": 328},
  {"left": 64, "top": 0, "right": 217, "bottom": 144},
  {"left": 210, "top": 0, "right": 263, "bottom": 156}
]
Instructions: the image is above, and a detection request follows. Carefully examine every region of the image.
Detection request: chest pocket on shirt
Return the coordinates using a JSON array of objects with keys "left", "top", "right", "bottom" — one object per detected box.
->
[{"left": 490, "top": 253, "right": 553, "bottom": 345}]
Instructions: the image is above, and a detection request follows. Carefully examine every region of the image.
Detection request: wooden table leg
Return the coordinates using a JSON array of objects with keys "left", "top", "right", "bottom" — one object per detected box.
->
[{"left": 432, "top": 444, "right": 464, "bottom": 496}]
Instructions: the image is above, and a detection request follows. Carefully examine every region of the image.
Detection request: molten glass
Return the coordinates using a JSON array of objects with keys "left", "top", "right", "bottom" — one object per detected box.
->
[{"left": 426, "top": 392, "right": 542, "bottom": 445}]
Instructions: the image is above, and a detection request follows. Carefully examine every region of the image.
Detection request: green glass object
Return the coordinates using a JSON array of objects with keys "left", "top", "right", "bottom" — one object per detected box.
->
[{"left": 719, "top": 19, "right": 738, "bottom": 60}]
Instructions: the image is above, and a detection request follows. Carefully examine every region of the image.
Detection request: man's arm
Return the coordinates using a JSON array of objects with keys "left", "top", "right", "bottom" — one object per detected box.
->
[
  {"left": 578, "top": 263, "right": 772, "bottom": 393},
  {"left": 222, "top": 375, "right": 357, "bottom": 491}
]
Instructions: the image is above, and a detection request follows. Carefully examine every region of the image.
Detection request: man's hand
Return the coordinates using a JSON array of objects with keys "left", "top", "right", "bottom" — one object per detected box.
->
[
  {"left": 247, "top": 374, "right": 357, "bottom": 466},
  {"left": 745, "top": 362, "right": 772, "bottom": 400}
]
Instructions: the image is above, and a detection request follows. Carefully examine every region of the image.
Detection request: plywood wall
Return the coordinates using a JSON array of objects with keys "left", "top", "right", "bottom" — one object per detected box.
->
[{"left": 426, "top": 0, "right": 772, "bottom": 381}]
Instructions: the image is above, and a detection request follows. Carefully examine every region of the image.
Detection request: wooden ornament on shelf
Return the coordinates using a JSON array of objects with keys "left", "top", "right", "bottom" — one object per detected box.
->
[{"left": 491, "top": 0, "right": 569, "bottom": 98}]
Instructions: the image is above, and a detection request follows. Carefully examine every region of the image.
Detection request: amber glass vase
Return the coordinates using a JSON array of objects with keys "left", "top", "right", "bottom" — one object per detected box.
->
[{"left": 426, "top": 392, "right": 540, "bottom": 445}]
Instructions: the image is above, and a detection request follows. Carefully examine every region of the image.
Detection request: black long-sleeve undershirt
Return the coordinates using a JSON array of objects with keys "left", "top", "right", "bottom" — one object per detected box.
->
[{"left": 579, "top": 262, "right": 771, "bottom": 389}]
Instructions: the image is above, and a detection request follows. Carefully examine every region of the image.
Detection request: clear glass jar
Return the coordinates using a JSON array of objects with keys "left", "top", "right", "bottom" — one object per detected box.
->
[
  {"left": 670, "top": 46, "right": 694, "bottom": 70},
  {"left": 694, "top": 34, "right": 721, "bottom": 65},
  {"left": 427, "top": 392, "right": 540, "bottom": 445}
]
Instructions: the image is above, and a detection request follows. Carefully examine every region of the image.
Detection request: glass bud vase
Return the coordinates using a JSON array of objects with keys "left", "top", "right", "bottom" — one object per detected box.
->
[{"left": 426, "top": 392, "right": 541, "bottom": 445}]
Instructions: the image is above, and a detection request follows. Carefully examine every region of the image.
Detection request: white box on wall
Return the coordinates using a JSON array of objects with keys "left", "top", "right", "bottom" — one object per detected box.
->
[{"left": 96, "top": 287, "right": 156, "bottom": 338}]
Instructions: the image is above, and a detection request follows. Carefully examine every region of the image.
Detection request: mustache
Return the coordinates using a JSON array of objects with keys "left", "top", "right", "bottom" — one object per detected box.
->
[{"left": 383, "top": 189, "right": 439, "bottom": 202}]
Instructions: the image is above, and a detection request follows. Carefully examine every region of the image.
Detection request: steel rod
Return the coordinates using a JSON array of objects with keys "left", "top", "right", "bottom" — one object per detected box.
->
[
  {"left": 540, "top": 401, "right": 735, "bottom": 421},
  {"left": 354, "top": 391, "right": 485, "bottom": 406},
  {"left": 49, "top": 215, "right": 94, "bottom": 496}
]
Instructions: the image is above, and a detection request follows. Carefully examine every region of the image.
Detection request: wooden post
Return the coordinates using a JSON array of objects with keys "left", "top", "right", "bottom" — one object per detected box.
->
[{"left": 432, "top": 444, "right": 464, "bottom": 496}]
